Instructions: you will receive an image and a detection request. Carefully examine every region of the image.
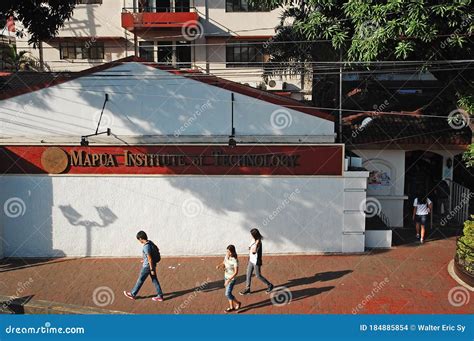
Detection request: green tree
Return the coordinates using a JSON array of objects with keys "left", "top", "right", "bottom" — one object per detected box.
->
[
  {"left": 1, "top": 1, "right": 76, "bottom": 46},
  {"left": 2, "top": 45, "right": 50, "bottom": 71},
  {"left": 256, "top": 0, "right": 473, "bottom": 110}
]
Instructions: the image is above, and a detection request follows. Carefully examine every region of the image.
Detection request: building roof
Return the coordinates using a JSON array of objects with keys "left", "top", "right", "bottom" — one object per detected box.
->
[
  {"left": 343, "top": 110, "right": 472, "bottom": 149},
  {"left": 0, "top": 56, "right": 333, "bottom": 122},
  {"left": 0, "top": 71, "right": 74, "bottom": 92}
]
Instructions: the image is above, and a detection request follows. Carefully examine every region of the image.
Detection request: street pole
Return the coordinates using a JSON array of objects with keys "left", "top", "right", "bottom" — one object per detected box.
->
[{"left": 338, "top": 48, "right": 343, "bottom": 143}]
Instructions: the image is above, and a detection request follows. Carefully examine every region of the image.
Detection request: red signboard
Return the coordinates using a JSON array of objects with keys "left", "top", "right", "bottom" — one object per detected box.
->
[{"left": 0, "top": 145, "right": 343, "bottom": 176}]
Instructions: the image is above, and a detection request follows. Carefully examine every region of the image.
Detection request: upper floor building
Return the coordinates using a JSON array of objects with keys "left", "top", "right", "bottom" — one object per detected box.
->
[{"left": 13, "top": 0, "right": 304, "bottom": 96}]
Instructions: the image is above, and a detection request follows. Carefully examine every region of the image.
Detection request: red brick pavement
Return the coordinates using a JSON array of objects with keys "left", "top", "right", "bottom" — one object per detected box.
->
[{"left": 0, "top": 237, "right": 471, "bottom": 314}]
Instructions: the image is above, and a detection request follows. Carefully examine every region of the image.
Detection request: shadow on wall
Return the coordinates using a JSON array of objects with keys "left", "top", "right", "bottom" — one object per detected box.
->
[
  {"left": 0, "top": 150, "right": 65, "bottom": 260},
  {"left": 58, "top": 205, "right": 118, "bottom": 257}
]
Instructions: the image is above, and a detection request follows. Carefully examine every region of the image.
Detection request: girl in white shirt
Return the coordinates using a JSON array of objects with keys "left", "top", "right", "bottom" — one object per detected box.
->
[{"left": 412, "top": 196, "right": 432, "bottom": 244}]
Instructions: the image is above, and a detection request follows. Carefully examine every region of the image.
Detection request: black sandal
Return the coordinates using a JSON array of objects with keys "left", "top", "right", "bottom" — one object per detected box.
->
[{"left": 225, "top": 307, "right": 234, "bottom": 313}]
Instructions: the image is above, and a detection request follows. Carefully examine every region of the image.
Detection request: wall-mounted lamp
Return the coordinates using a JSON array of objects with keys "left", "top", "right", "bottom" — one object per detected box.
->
[
  {"left": 80, "top": 93, "right": 111, "bottom": 146},
  {"left": 228, "top": 137, "right": 237, "bottom": 148},
  {"left": 446, "top": 158, "right": 453, "bottom": 169},
  {"left": 80, "top": 128, "right": 111, "bottom": 147}
]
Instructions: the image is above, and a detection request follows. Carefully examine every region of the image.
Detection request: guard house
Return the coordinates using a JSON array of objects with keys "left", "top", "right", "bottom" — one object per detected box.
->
[{"left": 0, "top": 57, "right": 369, "bottom": 258}]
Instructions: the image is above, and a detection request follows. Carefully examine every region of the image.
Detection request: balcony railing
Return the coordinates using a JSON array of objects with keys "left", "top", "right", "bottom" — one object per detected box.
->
[
  {"left": 123, "top": 6, "right": 195, "bottom": 13},
  {"left": 121, "top": 7, "right": 199, "bottom": 31}
]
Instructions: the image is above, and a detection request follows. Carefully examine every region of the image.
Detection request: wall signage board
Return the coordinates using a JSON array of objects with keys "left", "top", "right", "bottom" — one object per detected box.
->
[{"left": 0, "top": 145, "right": 343, "bottom": 176}]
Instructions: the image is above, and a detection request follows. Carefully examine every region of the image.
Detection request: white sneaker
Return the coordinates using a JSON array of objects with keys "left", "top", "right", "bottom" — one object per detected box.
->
[
  {"left": 416, "top": 234, "right": 420, "bottom": 239},
  {"left": 420, "top": 239, "right": 424, "bottom": 244}
]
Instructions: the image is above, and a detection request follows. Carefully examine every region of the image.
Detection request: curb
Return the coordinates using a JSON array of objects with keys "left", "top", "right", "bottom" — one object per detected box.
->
[
  {"left": 0, "top": 295, "right": 131, "bottom": 315},
  {"left": 447, "top": 260, "right": 474, "bottom": 292}
]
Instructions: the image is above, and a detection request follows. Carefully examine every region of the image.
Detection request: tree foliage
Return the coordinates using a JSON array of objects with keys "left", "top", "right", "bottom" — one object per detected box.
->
[
  {"left": 0, "top": 0, "right": 76, "bottom": 46},
  {"left": 256, "top": 0, "right": 473, "bottom": 108}
]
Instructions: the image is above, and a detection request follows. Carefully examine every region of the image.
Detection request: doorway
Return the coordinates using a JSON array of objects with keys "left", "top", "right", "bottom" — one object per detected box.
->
[{"left": 403, "top": 150, "right": 443, "bottom": 226}]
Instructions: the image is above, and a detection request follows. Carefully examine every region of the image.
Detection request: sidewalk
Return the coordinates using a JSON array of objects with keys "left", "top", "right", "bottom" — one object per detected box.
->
[{"left": 0, "top": 236, "right": 471, "bottom": 314}]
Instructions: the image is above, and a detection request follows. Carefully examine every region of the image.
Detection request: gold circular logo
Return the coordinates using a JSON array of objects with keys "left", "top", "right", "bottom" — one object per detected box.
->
[{"left": 41, "top": 147, "right": 69, "bottom": 174}]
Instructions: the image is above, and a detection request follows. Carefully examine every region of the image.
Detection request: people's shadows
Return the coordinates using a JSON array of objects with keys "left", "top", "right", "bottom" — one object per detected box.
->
[
  {"left": 237, "top": 286, "right": 334, "bottom": 313},
  {"left": 0, "top": 257, "right": 74, "bottom": 273},
  {"left": 251, "top": 270, "right": 353, "bottom": 294},
  {"left": 160, "top": 275, "right": 247, "bottom": 300}
]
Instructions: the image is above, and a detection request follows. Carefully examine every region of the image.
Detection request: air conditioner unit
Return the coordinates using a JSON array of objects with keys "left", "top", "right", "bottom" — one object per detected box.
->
[
  {"left": 266, "top": 80, "right": 287, "bottom": 90},
  {"left": 242, "top": 82, "right": 261, "bottom": 89}
]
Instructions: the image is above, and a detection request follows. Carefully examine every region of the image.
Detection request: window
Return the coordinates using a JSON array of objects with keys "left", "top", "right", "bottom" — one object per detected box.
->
[
  {"left": 157, "top": 41, "right": 173, "bottom": 65},
  {"left": 176, "top": 41, "right": 191, "bottom": 68},
  {"left": 226, "top": 0, "right": 272, "bottom": 12},
  {"left": 75, "top": 0, "right": 102, "bottom": 4},
  {"left": 139, "top": 41, "right": 154, "bottom": 61},
  {"left": 226, "top": 41, "right": 265, "bottom": 67},
  {"left": 59, "top": 42, "right": 104, "bottom": 60}
]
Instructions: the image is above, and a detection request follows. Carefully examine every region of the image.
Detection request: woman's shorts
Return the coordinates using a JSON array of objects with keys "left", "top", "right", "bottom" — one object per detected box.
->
[{"left": 415, "top": 215, "right": 428, "bottom": 225}]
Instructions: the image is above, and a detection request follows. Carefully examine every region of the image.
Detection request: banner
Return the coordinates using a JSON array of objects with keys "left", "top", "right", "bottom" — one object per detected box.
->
[{"left": 0, "top": 144, "right": 344, "bottom": 176}]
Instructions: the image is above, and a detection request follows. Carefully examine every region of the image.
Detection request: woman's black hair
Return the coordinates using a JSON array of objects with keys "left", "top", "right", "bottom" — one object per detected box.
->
[
  {"left": 227, "top": 245, "right": 238, "bottom": 259},
  {"left": 416, "top": 195, "right": 428, "bottom": 205},
  {"left": 250, "top": 228, "right": 263, "bottom": 241}
]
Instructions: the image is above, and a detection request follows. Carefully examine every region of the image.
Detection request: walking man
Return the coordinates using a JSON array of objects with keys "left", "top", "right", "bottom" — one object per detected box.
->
[{"left": 124, "top": 230, "right": 164, "bottom": 301}]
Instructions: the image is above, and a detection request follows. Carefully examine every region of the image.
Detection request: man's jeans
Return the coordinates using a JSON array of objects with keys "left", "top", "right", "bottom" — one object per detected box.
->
[
  {"left": 245, "top": 262, "right": 272, "bottom": 289},
  {"left": 131, "top": 266, "right": 163, "bottom": 297}
]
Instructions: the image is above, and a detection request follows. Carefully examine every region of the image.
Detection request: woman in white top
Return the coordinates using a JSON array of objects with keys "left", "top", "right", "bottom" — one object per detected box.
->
[
  {"left": 412, "top": 195, "right": 432, "bottom": 244},
  {"left": 216, "top": 245, "right": 241, "bottom": 312}
]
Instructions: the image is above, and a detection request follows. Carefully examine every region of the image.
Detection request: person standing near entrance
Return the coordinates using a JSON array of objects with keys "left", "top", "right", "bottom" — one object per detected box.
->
[
  {"left": 216, "top": 245, "right": 241, "bottom": 312},
  {"left": 240, "top": 228, "right": 274, "bottom": 295},
  {"left": 412, "top": 195, "right": 432, "bottom": 244},
  {"left": 124, "top": 231, "right": 164, "bottom": 301}
]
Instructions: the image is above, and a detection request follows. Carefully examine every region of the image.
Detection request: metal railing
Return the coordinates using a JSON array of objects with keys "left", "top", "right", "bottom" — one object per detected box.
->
[
  {"left": 122, "top": 6, "right": 196, "bottom": 13},
  {"left": 449, "top": 180, "right": 471, "bottom": 224}
]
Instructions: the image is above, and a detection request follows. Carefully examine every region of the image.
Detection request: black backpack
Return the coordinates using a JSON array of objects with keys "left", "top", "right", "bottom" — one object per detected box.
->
[{"left": 148, "top": 241, "right": 161, "bottom": 264}]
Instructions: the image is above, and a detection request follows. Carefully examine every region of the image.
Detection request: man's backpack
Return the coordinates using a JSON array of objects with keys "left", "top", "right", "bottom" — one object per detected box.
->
[{"left": 148, "top": 241, "right": 161, "bottom": 264}]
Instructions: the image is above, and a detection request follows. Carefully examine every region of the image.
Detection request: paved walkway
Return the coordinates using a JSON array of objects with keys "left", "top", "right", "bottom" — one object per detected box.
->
[{"left": 0, "top": 236, "right": 471, "bottom": 314}]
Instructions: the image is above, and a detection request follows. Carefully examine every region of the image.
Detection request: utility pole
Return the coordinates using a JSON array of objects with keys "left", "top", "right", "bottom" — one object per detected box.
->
[{"left": 338, "top": 48, "right": 343, "bottom": 143}]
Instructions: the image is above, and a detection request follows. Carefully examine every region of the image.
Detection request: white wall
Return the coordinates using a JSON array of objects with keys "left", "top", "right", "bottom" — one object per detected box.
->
[
  {"left": 0, "top": 172, "right": 368, "bottom": 257},
  {"left": 352, "top": 149, "right": 407, "bottom": 227},
  {"left": 0, "top": 62, "right": 333, "bottom": 143}
]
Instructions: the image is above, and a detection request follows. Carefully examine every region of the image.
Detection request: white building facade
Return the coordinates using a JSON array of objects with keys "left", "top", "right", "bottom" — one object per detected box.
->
[
  {"left": 0, "top": 60, "right": 369, "bottom": 258},
  {"left": 14, "top": 0, "right": 304, "bottom": 95}
]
